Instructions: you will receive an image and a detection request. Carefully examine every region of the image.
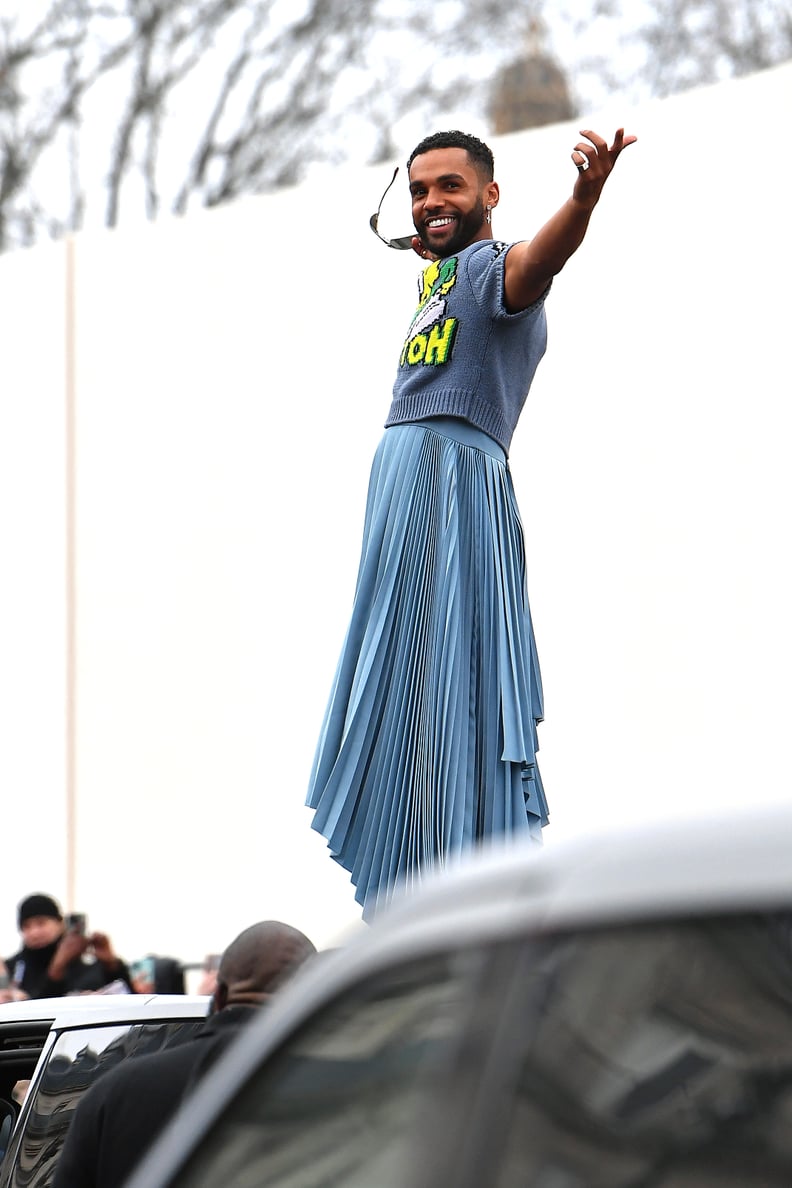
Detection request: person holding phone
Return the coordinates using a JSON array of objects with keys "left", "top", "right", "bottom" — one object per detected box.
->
[
  {"left": 129, "top": 955, "right": 185, "bottom": 994},
  {"left": 5, "top": 894, "right": 132, "bottom": 998}
]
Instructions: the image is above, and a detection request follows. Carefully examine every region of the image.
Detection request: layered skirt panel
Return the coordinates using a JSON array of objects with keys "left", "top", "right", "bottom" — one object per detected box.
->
[{"left": 307, "top": 418, "right": 548, "bottom": 920}]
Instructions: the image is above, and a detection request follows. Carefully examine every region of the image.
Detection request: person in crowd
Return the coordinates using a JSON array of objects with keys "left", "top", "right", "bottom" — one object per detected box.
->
[
  {"left": 53, "top": 920, "right": 316, "bottom": 1188},
  {"left": 196, "top": 952, "right": 222, "bottom": 996},
  {"left": 307, "top": 126, "right": 635, "bottom": 920},
  {"left": 0, "top": 959, "right": 13, "bottom": 1003},
  {"left": 5, "top": 894, "right": 131, "bottom": 998},
  {"left": 129, "top": 955, "right": 186, "bottom": 994}
]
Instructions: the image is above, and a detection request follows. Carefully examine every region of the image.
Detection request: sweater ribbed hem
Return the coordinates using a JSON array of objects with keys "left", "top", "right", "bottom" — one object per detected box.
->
[{"left": 385, "top": 389, "right": 512, "bottom": 454}]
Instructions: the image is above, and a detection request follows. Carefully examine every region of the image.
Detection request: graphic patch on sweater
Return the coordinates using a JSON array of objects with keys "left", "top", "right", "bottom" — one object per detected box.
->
[{"left": 400, "top": 255, "right": 459, "bottom": 368}]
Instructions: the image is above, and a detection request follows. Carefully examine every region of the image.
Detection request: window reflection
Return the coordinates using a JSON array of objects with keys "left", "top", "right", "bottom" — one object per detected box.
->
[
  {"left": 176, "top": 950, "right": 486, "bottom": 1188},
  {"left": 172, "top": 914, "right": 792, "bottom": 1188},
  {"left": 494, "top": 915, "right": 792, "bottom": 1186},
  {"left": 9, "top": 1020, "right": 203, "bottom": 1188}
]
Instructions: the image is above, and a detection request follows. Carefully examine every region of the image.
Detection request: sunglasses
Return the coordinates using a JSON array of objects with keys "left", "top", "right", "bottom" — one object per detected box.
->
[{"left": 369, "top": 167, "right": 415, "bottom": 250}]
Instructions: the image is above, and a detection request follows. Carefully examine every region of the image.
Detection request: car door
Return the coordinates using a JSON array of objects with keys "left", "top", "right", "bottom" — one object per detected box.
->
[{"left": 0, "top": 1016, "right": 204, "bottom": 1188}]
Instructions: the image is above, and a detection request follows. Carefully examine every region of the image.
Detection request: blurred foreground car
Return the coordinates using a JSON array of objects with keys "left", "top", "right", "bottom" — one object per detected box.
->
[
  {"left": 0, "top": 993, "right": 208, "bottom": 1187},
  {"left": 128, "top": 808, "right": 792, "bottom": 1188}
]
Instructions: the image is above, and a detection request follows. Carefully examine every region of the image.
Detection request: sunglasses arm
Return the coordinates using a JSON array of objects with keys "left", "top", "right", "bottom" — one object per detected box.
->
[{"left": 369, "top": 166, "right": 416, "bottom": 250}]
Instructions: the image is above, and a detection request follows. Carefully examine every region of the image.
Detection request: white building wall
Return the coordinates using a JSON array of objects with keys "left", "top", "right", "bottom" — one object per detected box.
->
[{"left": 2, "top": 62, "right": 790, "bottom": 963}]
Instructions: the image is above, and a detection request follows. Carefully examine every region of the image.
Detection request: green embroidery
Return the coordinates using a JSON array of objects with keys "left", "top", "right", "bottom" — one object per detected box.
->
[
  {"left": 418, "top": 256, "right": 458, "bottom": 308},
  {"left": 401, "top": 255, "right": 460, "bottom": 368}
]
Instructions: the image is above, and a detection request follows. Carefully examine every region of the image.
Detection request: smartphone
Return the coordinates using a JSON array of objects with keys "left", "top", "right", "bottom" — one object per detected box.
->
[
  {"left": 130, "top": 957, "right": 156, "bottom": 988},
  {"left": 65, "top": 912, "right": 87, "bottom": 935}
]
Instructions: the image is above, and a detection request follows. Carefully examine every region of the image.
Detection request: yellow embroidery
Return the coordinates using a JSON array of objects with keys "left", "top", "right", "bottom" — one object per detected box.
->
[{"left": 401, "top": 256, "right": 459, "bottom": 368}]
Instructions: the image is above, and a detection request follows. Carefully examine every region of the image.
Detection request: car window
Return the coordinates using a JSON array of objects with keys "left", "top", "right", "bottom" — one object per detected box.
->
[
  {"left": 486, "top": 914, "right": 792, "bottom": 1187},
  {"left": 5, "top": 1018, "right": 204, "bottom": 1188},
  {"left": 166, "top": 914, "right": 792, "bottom": 1188},
  {"left": 0, "top": 1020, "right": 52, "bottom": 1109},
  {"left": 172, "top": 948, "right": 497, "bottom": 1188}
]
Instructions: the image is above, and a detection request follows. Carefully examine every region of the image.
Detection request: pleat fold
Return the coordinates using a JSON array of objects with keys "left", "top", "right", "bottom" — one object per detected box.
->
[{"left": 307, "top": 420, "right": 548, "bottom": 920}]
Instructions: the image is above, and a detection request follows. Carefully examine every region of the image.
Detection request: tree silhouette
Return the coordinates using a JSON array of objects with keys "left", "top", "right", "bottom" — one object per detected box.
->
[{"left": 0, "top": 0, "right": 789, "bottom": 253}]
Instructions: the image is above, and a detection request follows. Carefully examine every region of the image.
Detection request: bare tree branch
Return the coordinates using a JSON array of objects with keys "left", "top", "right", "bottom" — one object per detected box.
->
[{"left": 0, "top": 0, "right": 790, "bottom": 254}]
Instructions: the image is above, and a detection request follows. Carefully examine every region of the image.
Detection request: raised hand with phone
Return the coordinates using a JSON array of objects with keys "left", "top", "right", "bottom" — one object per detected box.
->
[{"left": 5, "top": 894, "right": 132, "bottom": 999}]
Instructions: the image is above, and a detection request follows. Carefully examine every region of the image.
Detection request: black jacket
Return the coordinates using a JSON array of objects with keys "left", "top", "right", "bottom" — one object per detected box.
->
[
  {"left": 52, "top": 1005, "right": 258, "bottom": 1188},
  {"left": 5, "top": 942, "right": 131, "bottom": 999}
]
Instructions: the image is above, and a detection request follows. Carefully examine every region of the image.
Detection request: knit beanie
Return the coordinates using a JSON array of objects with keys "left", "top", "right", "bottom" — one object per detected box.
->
[{"left": 18, "top": 894, "right": 63, "bottom": 929}]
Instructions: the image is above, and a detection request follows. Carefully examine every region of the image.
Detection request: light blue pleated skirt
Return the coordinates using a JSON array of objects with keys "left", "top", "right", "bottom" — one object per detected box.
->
[{"left": 307, "top": 417, "right": 548, "bottom": 920}]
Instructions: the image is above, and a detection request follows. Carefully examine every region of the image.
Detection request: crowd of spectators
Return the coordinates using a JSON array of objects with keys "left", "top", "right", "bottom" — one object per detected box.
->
[
  {"left": 1, "top": 892, "right": 221, "bottom": 1003},
  {"left": 1, "top": 894, "right": 317, "bottom": 1187}
]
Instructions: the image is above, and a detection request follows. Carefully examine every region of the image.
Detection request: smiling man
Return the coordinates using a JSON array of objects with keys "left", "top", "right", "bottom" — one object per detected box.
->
[
  {"left": 307, "top": 127, "right": 635, "bottom": 923},
  {"left": 408, "top": 140, "right": 493, "bottom": 259}
]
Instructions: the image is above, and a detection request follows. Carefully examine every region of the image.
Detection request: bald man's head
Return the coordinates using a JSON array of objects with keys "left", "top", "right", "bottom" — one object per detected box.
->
[{"left": 213, "top": 921, "right": 316, "bottom": 1011}]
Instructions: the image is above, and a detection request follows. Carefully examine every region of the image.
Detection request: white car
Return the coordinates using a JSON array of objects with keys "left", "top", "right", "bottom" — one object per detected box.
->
[
  {"left": 128, "top": 806, "right": 792, "bottom": 1187},
  {"left": 0, "top": 993, "right": 208, "bottom": 1187}
]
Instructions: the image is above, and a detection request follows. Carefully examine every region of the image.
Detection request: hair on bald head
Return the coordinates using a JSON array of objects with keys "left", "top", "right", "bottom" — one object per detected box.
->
[
  {"left": 218, "top": 921, "right": 316, "bottom": 997},
  {"left": 407, "top": 130, "right": 495, "bottom": 181}
]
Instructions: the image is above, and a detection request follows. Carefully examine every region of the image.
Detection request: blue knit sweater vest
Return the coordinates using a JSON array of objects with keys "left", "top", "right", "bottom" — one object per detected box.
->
[{"left": 385, "top": 239, "right": 549, "bottom": 454}]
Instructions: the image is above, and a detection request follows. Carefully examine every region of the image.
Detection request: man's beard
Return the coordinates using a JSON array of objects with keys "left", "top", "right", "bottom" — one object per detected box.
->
[{"left": 417, "top": 195, "right": 487, "bottom": 259}]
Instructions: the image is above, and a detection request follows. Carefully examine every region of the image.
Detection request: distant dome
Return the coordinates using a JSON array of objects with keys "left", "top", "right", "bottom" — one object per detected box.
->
[{"left": 488, "top": 54, "right": 575, "bottom": 134}]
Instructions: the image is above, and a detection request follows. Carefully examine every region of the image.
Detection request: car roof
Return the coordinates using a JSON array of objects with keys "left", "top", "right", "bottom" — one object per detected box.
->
[
  {"left": 126, "top": 802, "right": 792, "bottom": 1188},
  {"left": 336, "top": 801, "right": 792, "bottom": 971},
  {"left": 0, "top": 994, "right": 209, "bottom": 1028}
]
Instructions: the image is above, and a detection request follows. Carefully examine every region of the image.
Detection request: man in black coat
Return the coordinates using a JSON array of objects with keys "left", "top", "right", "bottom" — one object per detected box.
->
[
  {"left": 52, "top": 920, "right": 316, "bottom": 1188},
  {"left": 5, "top": 894, "right": 131, "bottom": 998}
]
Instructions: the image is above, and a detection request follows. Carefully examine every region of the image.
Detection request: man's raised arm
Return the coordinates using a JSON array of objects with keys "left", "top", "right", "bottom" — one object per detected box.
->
[{"left": 504, "top": 127, "right": 637, "bottom": 313}]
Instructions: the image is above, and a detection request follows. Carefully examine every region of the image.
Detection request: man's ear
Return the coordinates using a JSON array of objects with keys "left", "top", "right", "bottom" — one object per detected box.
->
[
  {"left": 411, "top": 236, "right": 437, "bottom": 262},
  {"left": 486, "top": 180, "right": 500, "bottom": 211}
]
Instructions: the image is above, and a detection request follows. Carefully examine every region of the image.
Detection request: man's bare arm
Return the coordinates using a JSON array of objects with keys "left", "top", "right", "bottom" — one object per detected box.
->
[{"left": 504, "top": 128, "right": 637, "bottom": 313}]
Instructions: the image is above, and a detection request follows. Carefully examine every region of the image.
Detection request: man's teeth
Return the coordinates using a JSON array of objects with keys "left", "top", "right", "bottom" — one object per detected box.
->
[{"left": 428, "top": 217, "right": 453, "bottom": 228}]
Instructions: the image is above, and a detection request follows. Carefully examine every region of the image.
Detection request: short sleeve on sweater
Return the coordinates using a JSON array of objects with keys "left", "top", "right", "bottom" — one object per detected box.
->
[{"left": 465, "top": 240, "right": 551, "bottom": 321}]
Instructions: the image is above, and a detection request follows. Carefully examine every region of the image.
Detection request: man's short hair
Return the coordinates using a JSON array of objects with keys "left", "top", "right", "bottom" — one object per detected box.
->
[{"left": 407, "top": 131, "right": 495, "bottom": 181}]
